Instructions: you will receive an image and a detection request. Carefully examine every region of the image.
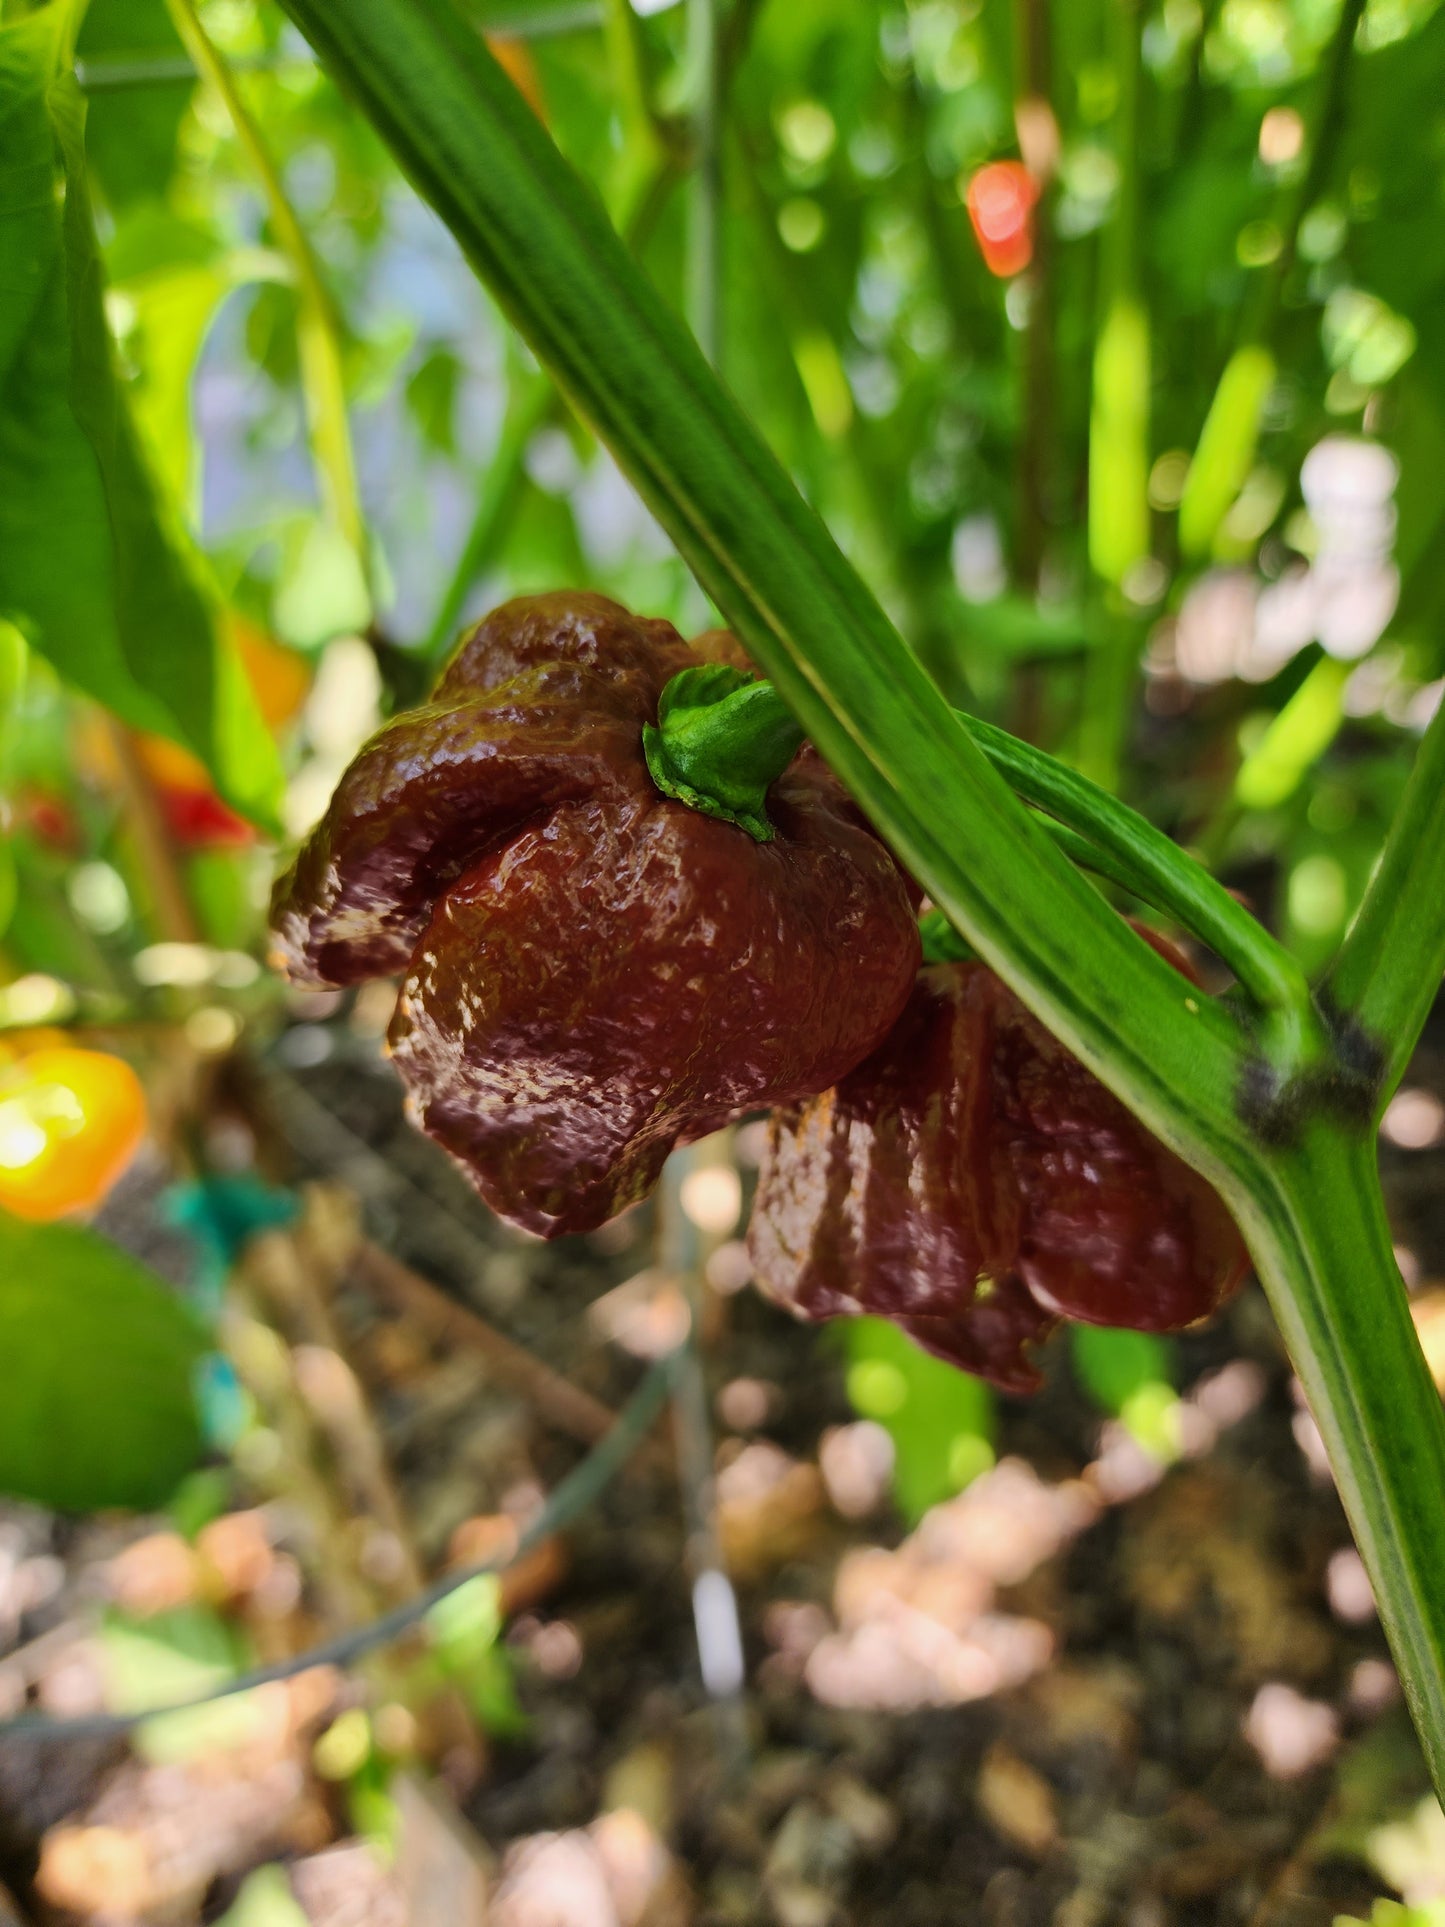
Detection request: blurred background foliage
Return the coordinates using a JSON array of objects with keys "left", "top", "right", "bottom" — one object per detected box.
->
[{"left": 0, "top": 0, "right": 1442, "bottom": 1558}]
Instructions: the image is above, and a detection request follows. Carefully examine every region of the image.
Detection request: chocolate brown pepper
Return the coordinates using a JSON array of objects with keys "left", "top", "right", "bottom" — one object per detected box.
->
[
  {"left": 748, "top": 938, "right": 1249, "bottom": 1392},
  {"left": 270, "top": 593, "right": 921, "bottom": 1236}
]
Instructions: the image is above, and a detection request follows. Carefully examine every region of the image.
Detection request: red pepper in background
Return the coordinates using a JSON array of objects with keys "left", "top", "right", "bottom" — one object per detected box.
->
[
  {"left": 157, "top": 784, "right": 256, "bottom": 850},
  {"left": 749, "top": 931, "right": 1249, "bottom": 1393},
  {"left": 965, "top": 160, "right": 1039, "bottom": 279},
  {"left": 270, "top": 593, "right": 921, "bottom": 1237}
]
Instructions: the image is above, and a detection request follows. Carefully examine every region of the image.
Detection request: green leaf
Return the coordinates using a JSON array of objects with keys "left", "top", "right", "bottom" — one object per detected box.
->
[
  {"left": 106, "top": 213, "right": 274, "bottom": 518},
  {"left": 917, "top": 907, "right": 976, "bottom": 963},
  {"left": 216, "top": 1867, "right": 310, "bottom": 1927},
  {"left": 100, "top": 1601, "right": 261, "bottom": 1761},
  {"left": 0, "top": 1212, "right": 208, "bottom": 1512},
  {"left": 0, "top": 619, "right": 23, "bottom": 938},
  {"left": 842, "top": 1317, "right": 995, "bottom": 1523},
  {"left": 1070, "top": 1324, "right": 1173, "bottom": 1416},
  {"left": 76, "top": 0, "right": 189, "bottom": 208},
  {"left": 1233, "top": 656, "right": 1350, "bottom": 813},
  {"left": 1071, "top": 1325, "right": 1181, "bottom": 1461},
  {"left": 1335, "top": 1903, "right": 1445, "bottom": 1927},
  {"left": 406, "top": 343, "right": 464, "bottom": 456},
  {"left": 0, "top": 3, "right": 282, "bottom": 830}
]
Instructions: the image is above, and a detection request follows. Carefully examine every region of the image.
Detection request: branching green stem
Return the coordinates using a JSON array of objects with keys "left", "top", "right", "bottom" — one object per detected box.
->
[{"left": 962, "top": 712, "right": 1324, "bottom": 1057}]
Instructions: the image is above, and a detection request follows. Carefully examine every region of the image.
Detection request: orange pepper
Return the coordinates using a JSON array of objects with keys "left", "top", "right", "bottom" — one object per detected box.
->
[{"left": 0, "top": 1046, "right": 147, "bottom": 1222}]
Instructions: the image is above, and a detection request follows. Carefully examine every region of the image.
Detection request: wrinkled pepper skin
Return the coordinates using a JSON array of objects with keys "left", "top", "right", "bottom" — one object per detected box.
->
[
  {"left": 749, "top": 938, "right": 1249, "bottom": 1392},
  {"left": 270, "top": 593, "right": 921, "bottom": 1237}
]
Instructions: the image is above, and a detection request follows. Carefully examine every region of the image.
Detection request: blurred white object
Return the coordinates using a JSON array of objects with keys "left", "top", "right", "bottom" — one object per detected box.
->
[{"left": 1177, "top": 437, "right": 1402, "bottom": 685}]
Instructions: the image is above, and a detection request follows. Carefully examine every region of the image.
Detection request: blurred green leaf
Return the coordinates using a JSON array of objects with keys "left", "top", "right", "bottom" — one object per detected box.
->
[
  {"left": 1089, "top": 295, "right": 1151, "bottom": 589},
  {"left": 216, "top": 1867, "right": 310, "bottom": 1927},
  {"left": 0, "top": 620, "right": 26, "bottom": 938},
  {"left": 406, "top": 344, "right": 464, "bottom": 456},
  {"left": 1071, "top": 1324, "right": 1181, "bottom": 1460},
  {"left": 1070, "top": 1323, "right": 1173, "bottom": 1414},
  {"left": 426, "top": 1572, "right": 527, "bottom": 1735},
  {"left": 1234, "top": 655, "right": 1350, "bottom": 812},
  {"left": 76, "top": 0, "right": 190, "bottom": 208},
  {"left": 273, "top": 517, "right": 372, "bottom": 648},
  {"left": 0, "top": 2, "right": 282, "bottom": 829},
  {"left": 842, "top": 1317, "right": 995, "bottom": 1523},
  {"left": 106, "top": 211, "right": 279, "bottom": 518},
  {"left": 100, "top": 1601, "right": 260, "bottom": 1761},
  {"left": 1178, "top": 344, "right": 1276, "bottom": 560},
  {"left": 0, "top": 1212, "right": 208, "bottom": 1511}
]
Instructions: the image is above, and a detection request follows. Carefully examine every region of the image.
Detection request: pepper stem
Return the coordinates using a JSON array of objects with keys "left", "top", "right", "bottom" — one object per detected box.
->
[{"left": 643, "top": 666, "right": 805, "bottom": 841}]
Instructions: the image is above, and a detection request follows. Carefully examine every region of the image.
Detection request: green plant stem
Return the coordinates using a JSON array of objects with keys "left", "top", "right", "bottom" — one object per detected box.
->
[
  {"left": 76, "top": 52, "right": 298, "bottom": 90},
  {"left": 602, "top": 0, "right": 677, "bottom": 200},
  {"left": 1326, "top": 694, "right": 1445, "bottom": 1100},
  {"left": 275, "top": 0, "right": 1445, "bottom": 1797},
  {"left": 162, "top": 0, "right": 367, "bottom": 573},
  {"left": 1238, "top": 1126, "right": 1445, "bottom": 1798},
  {"left": 963, "top": 710, "right": 1319, "bottom": 1041}
]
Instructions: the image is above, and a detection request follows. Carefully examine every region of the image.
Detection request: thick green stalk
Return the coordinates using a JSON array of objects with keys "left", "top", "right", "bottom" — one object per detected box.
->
[
  {"left": 275, "top": 0, "right": 1445, "bottom": 1795},
  {"left": 1236, "top": 1126, "right": 1445, "bottom": 1798}
]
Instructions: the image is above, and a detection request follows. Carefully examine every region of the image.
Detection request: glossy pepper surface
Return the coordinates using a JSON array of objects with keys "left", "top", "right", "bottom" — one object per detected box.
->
[
  {"left": 270, "top": 593, "right": 921, "bottom": 1237},
  {"left": 748, "top": 933, "right": 1249, "bottom": 1393}
]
